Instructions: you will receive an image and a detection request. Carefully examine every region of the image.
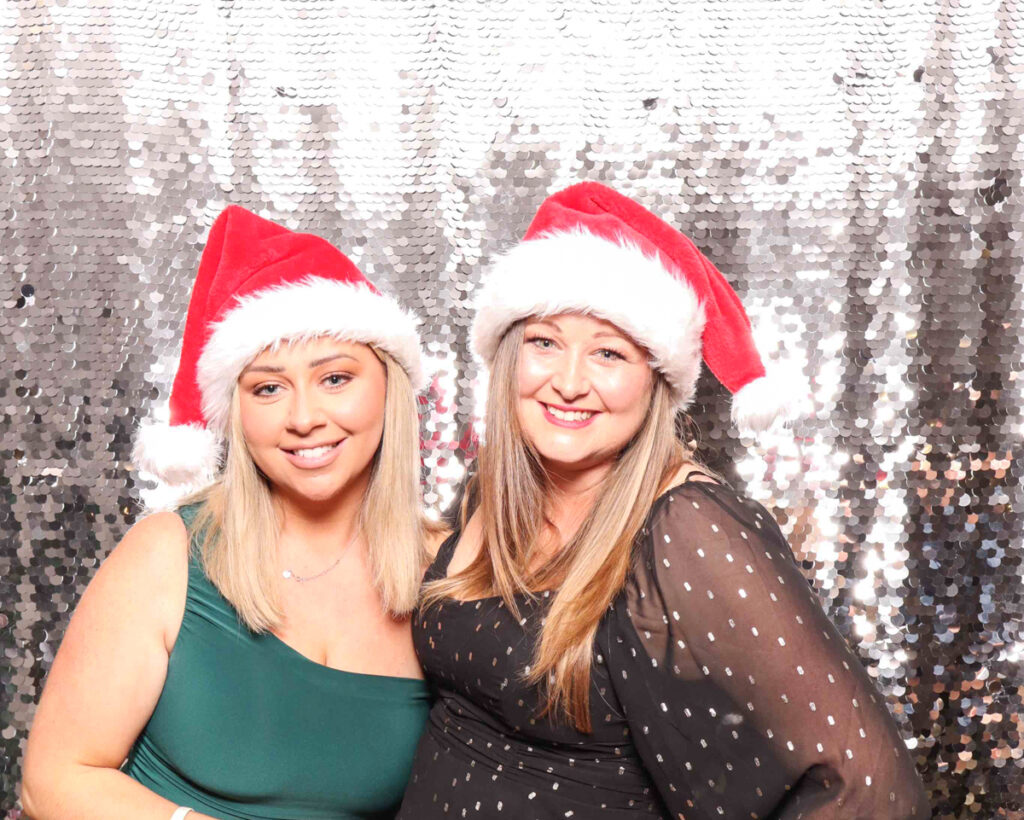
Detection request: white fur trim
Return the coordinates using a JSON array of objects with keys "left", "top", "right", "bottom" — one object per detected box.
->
[
  {"left": 197, "top": 277, "right": 423, "bottom": 433},
  {"left": 132, "top": 421, "right": 222, "bottom": 487},
  {"left": 472, "top": 230, "right": 706, "bottom": 407},
  {"left": 731, "top": 365, "right": 811, "bottom": 433}
]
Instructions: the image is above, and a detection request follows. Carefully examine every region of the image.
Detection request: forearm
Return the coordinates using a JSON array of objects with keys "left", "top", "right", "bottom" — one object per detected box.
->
[{"left": 22, "top": 763, "right": 217, "bottom": 820}]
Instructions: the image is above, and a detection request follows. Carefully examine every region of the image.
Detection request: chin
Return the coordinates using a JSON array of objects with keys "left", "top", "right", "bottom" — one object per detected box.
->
[
  {"left": 534, "top": 445, "right": 579, "bottom": 466},
  {"left": 263, "top": 462, "right": 347, "bottom": 500},
  {"left": 535, "top": 446, "right": 605, "bottom": 475},
  {"left": 283, "top": 479, "right": 350, "bottom": 507},
  {"left": 532, "top": 433, "right": 630, "bottom": 477}
]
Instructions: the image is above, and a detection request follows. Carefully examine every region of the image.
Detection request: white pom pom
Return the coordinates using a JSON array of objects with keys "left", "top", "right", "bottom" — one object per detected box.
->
[
  {"left": 132, "top": 422, "right": 222, "bottom": 487},
  {"left": 731, "top": 364, "right": 811, "bottom": 434}
]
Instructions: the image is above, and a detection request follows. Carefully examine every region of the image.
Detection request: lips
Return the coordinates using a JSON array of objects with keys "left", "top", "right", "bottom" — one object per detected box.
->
[
  {"left": 281, "top": 440, "right": 344, "bottom": 469},
  {"left": 290, "top": 444, "right": 335, "bottom": 459},
  {"left": 540, "top": 402, "right": 599, "bottom": 429}
]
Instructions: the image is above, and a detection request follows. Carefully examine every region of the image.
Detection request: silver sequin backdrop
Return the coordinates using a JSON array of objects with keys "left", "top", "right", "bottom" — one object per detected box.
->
[{"left": 2, "top": 1, "right": 1023, "bottom": 815}]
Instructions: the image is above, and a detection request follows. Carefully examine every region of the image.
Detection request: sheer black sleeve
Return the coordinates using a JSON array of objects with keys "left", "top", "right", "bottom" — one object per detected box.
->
[{"left": 603, "top": 482, "right": 929, "bottom": 819}]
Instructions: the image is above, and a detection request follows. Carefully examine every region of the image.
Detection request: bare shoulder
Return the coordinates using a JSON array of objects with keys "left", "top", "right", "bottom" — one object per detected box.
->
[
  {"left": 446, "top": 511, "right": 483, "bottom": 578},
  {"left": 106, "top": 510, "right": 190, "bottom": 577},
  {"left": 425, "top": 525, "right": 452, "bottom": 559},
  {"left": 665, "top": 462, "right": 721, "bottom": 489},
  {"left": 22, "top": 510, "right": 192, "bottom": 790},
  {"left": 81, "top": 511, "right": 191, "bottom": 645}
]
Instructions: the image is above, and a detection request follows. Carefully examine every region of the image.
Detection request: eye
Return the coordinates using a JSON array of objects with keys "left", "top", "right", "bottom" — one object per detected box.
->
[
  {"left": 596, "top": 348, "right": 626, "bottom": 361},
  {"left": 322, "top": 372, "right": 352, "bottom": 388},
  {"left": 526, "top": 335, "right": 556, "bottom": 350},
  {"left": 253, "top": 383, "right": 281, "bottom": 397}
]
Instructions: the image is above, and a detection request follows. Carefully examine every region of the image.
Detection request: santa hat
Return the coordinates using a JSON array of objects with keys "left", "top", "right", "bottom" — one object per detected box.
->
[
  {"left": 133, "top": 205, "right": 424, "bottom": 487},
  {"left": 472, "top": 182, "right": 806, "bottom": 432}
]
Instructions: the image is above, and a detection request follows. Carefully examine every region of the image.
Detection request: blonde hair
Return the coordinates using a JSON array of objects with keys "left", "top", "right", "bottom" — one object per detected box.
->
[
  {"left": 425, "top": 321, "right": 713, "bottom": 730},
  {"left": 184, "top": 347, "right": 427, "bottom": 632}
]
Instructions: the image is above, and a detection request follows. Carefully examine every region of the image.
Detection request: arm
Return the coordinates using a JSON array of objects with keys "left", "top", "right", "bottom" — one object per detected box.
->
[
  {"left": 21, "top": 512, "right": 217, "bottom": 820},
  {"left": 614, "top": 484, "right": 929, "bottom": 819}
]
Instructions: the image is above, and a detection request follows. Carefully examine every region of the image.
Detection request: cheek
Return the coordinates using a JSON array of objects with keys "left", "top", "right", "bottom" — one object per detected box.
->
[
  {"left": 338, "top": 378, "right": 387, "bottom": 438},
  {"left": 518, "top": 351, "right": 550, "bottom": 396},
  {"left": 237, "top": 396, "right": 282, "bottom": 447},
  {"left": 596, "top": 367, "right": 653, "bottom": 413}
]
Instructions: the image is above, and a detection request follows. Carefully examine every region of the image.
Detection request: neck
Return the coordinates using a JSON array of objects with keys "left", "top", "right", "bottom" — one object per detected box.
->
[
  {"left": 272, "top": 472, "right": 371, "bottom": 555},
  {"left": 542, "top": 460, "right": 613, "bottom": 543}
]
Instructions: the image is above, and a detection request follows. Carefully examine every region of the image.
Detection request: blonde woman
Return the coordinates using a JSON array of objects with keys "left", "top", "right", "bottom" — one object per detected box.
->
[
  {"left": 398, "top": 183, "right": 929, "bottom": 819},
  {"left": 23, "top": 206, "right": 433, "bottom": 819}
]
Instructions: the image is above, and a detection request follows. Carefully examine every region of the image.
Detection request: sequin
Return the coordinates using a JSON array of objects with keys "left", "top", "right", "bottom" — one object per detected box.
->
[{"left": 7, "top": 7, "right": 1009, "bottom": 814}]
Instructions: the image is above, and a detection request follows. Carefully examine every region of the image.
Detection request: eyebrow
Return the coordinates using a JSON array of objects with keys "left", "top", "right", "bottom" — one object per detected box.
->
[
  {"left": 242, "top": 353, "right": 357, "bottom": 375},
  {"left": 242, "top": 364, "right": 285, "bottom": 374},
  {"left": 309, "top": 353, "right": 357, "bottom": 368},
  {"left": 529, "top": 319, "right": 629, "bottom": 343}
]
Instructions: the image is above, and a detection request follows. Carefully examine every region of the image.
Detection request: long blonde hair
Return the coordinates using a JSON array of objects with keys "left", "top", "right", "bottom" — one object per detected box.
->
[
  {"left": 185, "top": 347, "right": 427, "bottom": 632},
  {"left": 425, "top": 321, "right": 710, "bottom": 730}
]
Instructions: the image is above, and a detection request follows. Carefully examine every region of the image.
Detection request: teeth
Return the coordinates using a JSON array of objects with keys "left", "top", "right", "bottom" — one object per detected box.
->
[
  {"left": 546, "top": 405, "right": 595, "bottom": 422},
  {"left": 292, "top": 444, "right": 334, "bottom": 459}
]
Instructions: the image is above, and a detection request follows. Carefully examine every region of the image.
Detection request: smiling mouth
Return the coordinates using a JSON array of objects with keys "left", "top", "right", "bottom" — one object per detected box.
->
[
  {"left": 284, "top": 442, "right": 341, "bottom": 460},
  {"left": 541, "top": 403, "right": 599, "bottom": 423}
]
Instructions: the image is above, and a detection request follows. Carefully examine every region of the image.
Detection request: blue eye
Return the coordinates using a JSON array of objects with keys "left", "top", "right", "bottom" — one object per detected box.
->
[
  {"left": 527, "top": 336, "right": 555, "bottom": 350},
  {"left": 323, "top": 373, "right": 351, "bottom": 387},
  {"left": 253, "top": 383, "right": 280, "bottom": 397},
  {"left": 597, "top": 348, "right": 626, "bottom": 361}
]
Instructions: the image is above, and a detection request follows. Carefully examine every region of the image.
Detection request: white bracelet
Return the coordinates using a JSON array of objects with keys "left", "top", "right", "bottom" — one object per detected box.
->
[{"left": 170, "top": 809, "right": 193, "bottom": 820}]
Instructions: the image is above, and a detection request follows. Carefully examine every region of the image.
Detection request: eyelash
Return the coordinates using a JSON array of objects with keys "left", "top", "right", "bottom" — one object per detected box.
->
[
  {"left": 251, "top": 373, "right": 351, "bottom": 397},
  {"left": 323, "top": 373, "right": 351, "bottom": 388},
  {"left": 526, "top": 335, "right": 626, "bottom": 361}
]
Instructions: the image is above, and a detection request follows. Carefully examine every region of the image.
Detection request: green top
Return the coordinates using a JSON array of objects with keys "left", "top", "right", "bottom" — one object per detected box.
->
[{"left": 123, "top": 504, "right": 431, "bottom": 819}]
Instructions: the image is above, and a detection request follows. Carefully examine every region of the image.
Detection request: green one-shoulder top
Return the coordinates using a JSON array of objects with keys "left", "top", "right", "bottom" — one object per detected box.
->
[{"left": 122, "top": 504, "right": 431, "bottom": 819}]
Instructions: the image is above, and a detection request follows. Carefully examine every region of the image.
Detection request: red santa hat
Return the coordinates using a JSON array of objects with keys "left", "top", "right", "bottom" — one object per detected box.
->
[
  {"left": 472, "top": 182, "right": 806, "bottom": 432},
  {"left": 133, "top": 205, "right": 424, "bottom": 487}
]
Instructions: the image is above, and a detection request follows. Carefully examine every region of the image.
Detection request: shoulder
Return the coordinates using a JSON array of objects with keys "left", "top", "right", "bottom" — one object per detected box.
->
[
  {"left": 444, "top": 511, "right": 482, "bottom": 578},
  {"left": 662, "top": 462, "right": 721, "bottom": 491},
  {"left": 646, "top": 479, "right": 787, "bottom": 557},
  {"left": 92, "top": 511, "right": 191, "bottom": 613},
  {"left": 425, "top": 525, "right": 453, "bottom": 559},
  {"left": 112, "top": 511, "right": 191, "bottom": 572},
  {"left": 75, "top": 510, "right": 191, "bottom": 651},
  {"left": 638, "top": 484, "right": 813, "bottom": 610}
]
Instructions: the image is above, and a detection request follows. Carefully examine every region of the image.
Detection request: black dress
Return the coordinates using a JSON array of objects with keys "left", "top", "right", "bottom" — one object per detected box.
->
[{"left": 398, "top": 478, "right": 930, "bottom": 819}]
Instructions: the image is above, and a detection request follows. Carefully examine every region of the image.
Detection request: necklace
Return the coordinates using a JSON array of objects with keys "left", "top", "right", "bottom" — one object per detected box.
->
[{"left": 280, "top": 530, "right": 359, "bottom": 583}]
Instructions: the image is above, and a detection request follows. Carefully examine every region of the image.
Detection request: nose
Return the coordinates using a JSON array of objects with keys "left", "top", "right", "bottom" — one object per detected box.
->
[
  {"left": 550, "top": 350, "right": 590, "bottom": 402},
  {"left": 286, "top": 384, "right": 326, "bottom": 436}
]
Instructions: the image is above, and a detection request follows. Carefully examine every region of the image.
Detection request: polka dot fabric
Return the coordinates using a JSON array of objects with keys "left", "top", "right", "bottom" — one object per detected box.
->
[
  {"left": 400, "top": 558, "right": 665, "bottom": 816},
  {"left": 400, "top": 479, "right": 929, "bottom": 819}
]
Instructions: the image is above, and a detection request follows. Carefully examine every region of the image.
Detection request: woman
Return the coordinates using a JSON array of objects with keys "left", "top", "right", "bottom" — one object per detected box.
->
[
  {"left": 23, "top": 206, "right": 433, "bottom": 819},
  {"left": 398, "top": 182, "right": 930, "bottom": 819}
]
